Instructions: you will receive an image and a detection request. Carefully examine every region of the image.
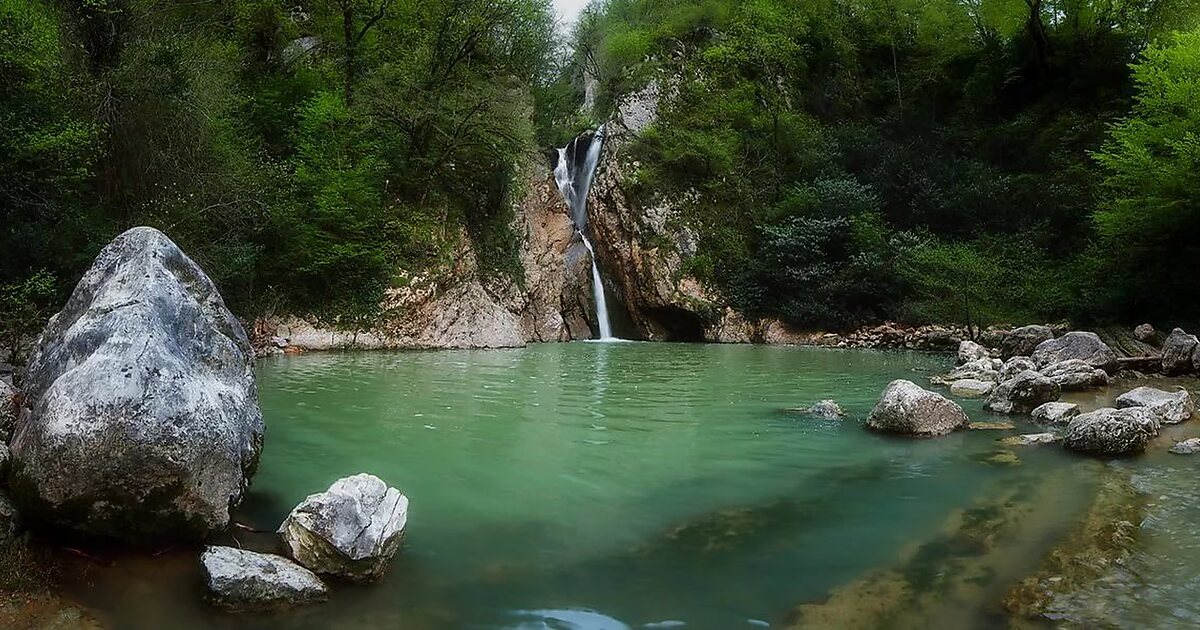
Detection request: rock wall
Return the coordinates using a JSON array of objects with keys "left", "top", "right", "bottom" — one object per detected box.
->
[{"left": 260, "top": 164, "right": 595, "bottom": 352}]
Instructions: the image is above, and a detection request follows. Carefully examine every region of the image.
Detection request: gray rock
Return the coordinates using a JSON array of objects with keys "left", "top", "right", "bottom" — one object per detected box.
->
[
  {"left": 1115, "top": 386, "right": 1194, "bottom": 425},
  {"left": 200, "top": 546, "right": 328, "bottom": 612},
  {"left": 11, "top": 227, "right": 264, "bottom": 541},
  {"left": 279, "top": 473, "right": 409, "bottom": 581},
  {"left": 930, "top": 358, "right": 1000, "bottom": 386},
  {"left": 1039, "top": 359, "right": 1109, "bottom": 391},
  {"left": 797, "top": 399, "right": 845, "bottom": 419},
  {"left": 866, "top": 380, "right": 970, "bottom": 437},
  {"left": 0, "top": 491, "right": 18, "bottom": 542},
  {"left": 1162, "top": 328, "right": 1199, "bottom": 375},
  {"left": 957, "top": 340, "right": 990, "bottom": 365},
  {"left": 1000, "top": 433, "right": 1059, "bottom": 446},
  {"left": 0, "top": 380, "right": 14, "bottom": 442},
  {"left": 1063, "top": 407, "right": 1160, "bottom": 457},
  {"left": 950, "top": 379, "right": 994, "bottom": 398},
  {"left": 999, "top": 356, "right": 1037, "bottom": 382},
  {"left": 1031, "top": 332, "right": 1117, "bottom": 372},
  {"left": 1001, "top": 325, "right": 1054, "bottom": 358},
  {"left": 1170, "top": 438, "right": 1200, "bottom": 454},
  {"left": 1134, "top": 323, "right": 1156, "bottom": 342},
  {"left": 985, "top": 370, "right": 1061, "bottom": 415},
  {"left": 1031, "top": 402, "right": 1080, "bottom": 425}
]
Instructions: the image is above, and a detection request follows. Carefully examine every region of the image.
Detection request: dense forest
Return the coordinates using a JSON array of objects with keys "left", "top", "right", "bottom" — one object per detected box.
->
[{"left": 3, "top": 0, "right": 1200, "bottom": 342}]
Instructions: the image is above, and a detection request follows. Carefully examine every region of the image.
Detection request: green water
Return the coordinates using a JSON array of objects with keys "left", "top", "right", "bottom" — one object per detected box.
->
[{"left": 60, "top": 343, "right": 1109, "bottom": 629}]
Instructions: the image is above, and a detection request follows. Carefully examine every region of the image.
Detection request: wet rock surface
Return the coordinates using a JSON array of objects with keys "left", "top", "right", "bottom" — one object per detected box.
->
[
  {"left": 1062, "top": 408, "right": 1160, "bottom": 456},
  {"left": 279, "top": 474, "right": 409, "bottom": 581},
  {"left": 201, "top": 546, "right": 328, "bottom": 612},
  {"left": 1115, "top": 386, "right": 1194, "bottom": 425},
  {"left": 866, "top": 380, "right": 970, "bottom": 437}
]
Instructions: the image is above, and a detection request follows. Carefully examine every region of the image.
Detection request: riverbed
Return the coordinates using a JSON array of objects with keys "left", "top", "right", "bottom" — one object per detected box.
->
[{"left": 44, "top": 343, "right": 1200, "bottom": 628}]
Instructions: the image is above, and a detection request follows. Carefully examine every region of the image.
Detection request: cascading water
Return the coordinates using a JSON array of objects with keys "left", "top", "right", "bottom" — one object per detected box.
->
[{"left": 554, "top": 127, "right": 615, "bottom": 341}]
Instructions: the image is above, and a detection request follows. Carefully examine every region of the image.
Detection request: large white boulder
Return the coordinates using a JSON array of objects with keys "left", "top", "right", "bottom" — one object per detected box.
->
[
  {"left": 866, "top": 380, "right": 970, "bottom": 437},
  {"left": 10, "top": 227, "right": 263, "bottom": 540},
  {"left": 201, "top": 546, "right": 328, "bottom": 612},
  {"left": 1063, "top": 408, "right": 1160, "bottom": 457},
  {"left": 279, "top": 473, "right": 409, "bottom": 581},
  {"left": 1115, "top": 386, "right": 1194, "bottom": 425},
  {"left": 1031, "top": 332, "right": 1117, "bottom": 372}
]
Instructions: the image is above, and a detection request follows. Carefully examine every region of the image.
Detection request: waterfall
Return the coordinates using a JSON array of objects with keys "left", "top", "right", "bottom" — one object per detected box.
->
[{"left": 553, "top": 127, "right": 615, "bottom": 341}]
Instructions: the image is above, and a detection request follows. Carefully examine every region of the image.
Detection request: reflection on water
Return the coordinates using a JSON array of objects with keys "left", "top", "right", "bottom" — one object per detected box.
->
[{"left": 41, "top": 344, "right": 1197, "bottom": 629}]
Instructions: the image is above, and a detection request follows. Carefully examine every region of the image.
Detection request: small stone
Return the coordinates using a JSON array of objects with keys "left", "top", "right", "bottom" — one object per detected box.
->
[
  {"left": 1169, "top": 438, "right": 1200, "bottom": 455},
  {"left": 970, "top": 421, "right": 1016, "bottom": 430},
  {"left": 1134, "top": 324, "right": 1156, "bottom": 342},
  {"left": 1031, "top": 402, "right": 1080, "bottom": 425},
  {"left": 1000, "top": 433, "right": 1059, "bottom": 446},
  {"left": 950, "top": 379, "right": 994, "bottom": 398},
  {"left": 201, "top": 546, "right": 328, "bottom": 612}
]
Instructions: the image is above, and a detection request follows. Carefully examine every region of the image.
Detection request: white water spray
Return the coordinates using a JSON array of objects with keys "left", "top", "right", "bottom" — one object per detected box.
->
[{"left": 553, "top": 127, "right": 615, "bottom": 341}]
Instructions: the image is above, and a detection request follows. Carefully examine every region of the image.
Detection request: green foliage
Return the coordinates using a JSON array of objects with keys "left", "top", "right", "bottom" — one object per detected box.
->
[
  {"left": 1092, "top": 27, "right": 1200, "bottom": 321},
  {"left": 0, "top": 271, "right": 58, "bottom": 364}
]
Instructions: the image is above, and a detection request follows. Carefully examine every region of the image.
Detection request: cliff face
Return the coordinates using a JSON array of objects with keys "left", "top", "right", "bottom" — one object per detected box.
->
[{"left": 261, "top": 164, "right": 596, "bottom": 351}]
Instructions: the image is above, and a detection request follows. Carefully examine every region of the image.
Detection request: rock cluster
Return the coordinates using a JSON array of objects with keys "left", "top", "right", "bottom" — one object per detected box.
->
[{"left": 866, "top": 380, "right": 970, "bottom": 437}]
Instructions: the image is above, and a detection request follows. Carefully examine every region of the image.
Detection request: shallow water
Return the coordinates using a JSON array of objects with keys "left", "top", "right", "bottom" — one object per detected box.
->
[{"left": 54, "top": 344, "right": 1141, "bottom": 628}]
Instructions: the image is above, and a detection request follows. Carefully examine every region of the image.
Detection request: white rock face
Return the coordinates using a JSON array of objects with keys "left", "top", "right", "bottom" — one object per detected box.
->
[
  {"left": 1031, "top": 402, "right": 1081, "bottom": 425},
  {"left": 950, "top": 379, "right": 994, "bottom": 398},
  {"left": 1031, "top": 332, "right": 1117, "bottom": 372},
  {"left": 11, "top": 227, "right": 263, "bottom": 541},
  {"left": 957, "top": 340, "right": 990, "bottom": 365},
  {"left": 279, "top": 474, "right": 408, "bottom": 581},
  {"left": 1063, "top": 407, "right": 1160, "bottom": 456},
  {"left": 200, "top": 546, "right": 328, "bottom": 612},
  {"left": 1115, "top": 386, "right": 1194, "bottom": 425},
  {"left": 866, "top": 380, "right": 970, "bottom": 437}
]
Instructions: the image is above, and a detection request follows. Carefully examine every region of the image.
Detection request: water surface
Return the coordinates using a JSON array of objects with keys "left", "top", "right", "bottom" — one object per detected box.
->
[{"left": 58, "top": 343, "right": 1117, "bottom": 628}]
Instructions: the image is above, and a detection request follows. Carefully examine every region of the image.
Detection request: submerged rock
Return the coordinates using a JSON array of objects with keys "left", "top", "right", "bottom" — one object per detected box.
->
[
  {"left": 1115, "top": 386, "right": 1194, "bottom": 425},
  {"left": 999, "top": 433, "right": 1059, "bottom": 446},
  {"left": 200, "top": 546, "right": 328, "bottom": 612},
  {"left": 1039, "top": 359, "right": 1109, "bottom": 391},
  {"left": 1169, "top": 438, "right": 1200, "bottom": 455},
  {"left": 794, "top": 400, "right": 846, "bottom": 419},
  {"left": 957, "top": 340, "right": 990, "bottom": 365},
  {"left": 10, "top": 227, "right": 264, "bottom": 541},
  {"left": 985, "top": 370, "right": 1061, "bottom": 415},
  {"left": 1063, "top": 407, "right": 1160, "bottom": 456},
  {"left": 1031, "top": 402, "right": 1080, "bottom": 426},
  {"left": 1031, "top": 332, "right": 1117, "bottom": 372},
  {"left": 950, "top": 378, "right": 993, "bottom": 398},
  {"left": 279, "top": 473, "right": 409, "bottom": 581},
  {"left": 969, "top": 421, "right": 1015, "bottom": 430},
  {"left": 1001, "top": 325, "right": 1055, "bottom": 359},
  {"left": 866, "top": 380, "right": 970, "bottom": 437},
  {"left": 1161, "top": 328, "right": 1199, "bottom": 375}
]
